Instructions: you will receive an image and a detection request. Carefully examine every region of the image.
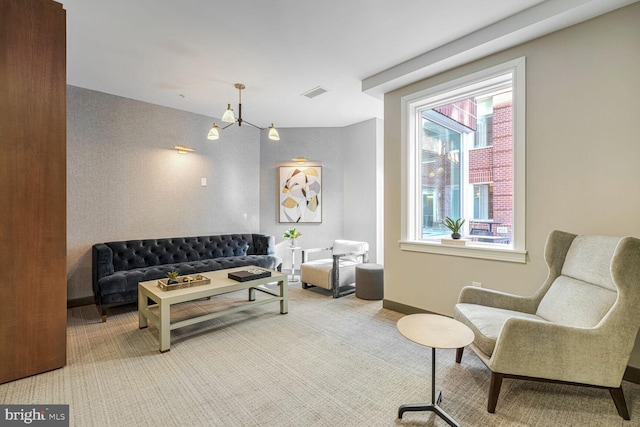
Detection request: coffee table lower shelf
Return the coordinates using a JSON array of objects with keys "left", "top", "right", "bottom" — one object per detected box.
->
[{"left": 138, "top": 267, "right": 288, "bottom": 352}]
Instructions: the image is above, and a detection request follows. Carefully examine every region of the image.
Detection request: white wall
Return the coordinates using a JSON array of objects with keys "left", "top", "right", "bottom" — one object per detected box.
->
[
  {"left": 383, "top": 4, "right": 640, "bottom": 366},
  {"left": 67, "top": 86, "right": 261, "bottom": 301}
]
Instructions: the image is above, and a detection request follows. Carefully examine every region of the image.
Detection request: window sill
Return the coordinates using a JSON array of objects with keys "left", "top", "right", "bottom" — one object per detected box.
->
[{"left": 399, "top": 239, "right": 527, "bottom": 263}]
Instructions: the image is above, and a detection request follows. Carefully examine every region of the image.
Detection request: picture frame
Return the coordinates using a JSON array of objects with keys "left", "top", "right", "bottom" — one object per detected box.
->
[{"left": 278, "top": 166, "right": 322, "bottom": 223}]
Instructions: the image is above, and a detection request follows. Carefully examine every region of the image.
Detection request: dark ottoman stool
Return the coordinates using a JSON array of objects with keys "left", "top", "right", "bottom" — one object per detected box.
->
[{"left": 355, "top": 263, "right": 384, "bottom": 300}]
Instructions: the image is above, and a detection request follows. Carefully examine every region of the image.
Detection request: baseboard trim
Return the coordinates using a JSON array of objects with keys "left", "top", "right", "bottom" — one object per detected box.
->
[
  {"left": 67, "top": 296, "right": 94, "bottom": 308},
  {"left": 382, "top": 299, "right": 438, "bottom": 315},
  {"left": 383, "top": 298, "right": 640, "bottom": 385}
]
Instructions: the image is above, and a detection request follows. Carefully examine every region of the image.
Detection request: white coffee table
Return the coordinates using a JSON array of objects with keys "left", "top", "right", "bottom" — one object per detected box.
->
[
  {"left": 138, "top": 266, "right": 288, "bottom": 352},
  {"left": 397, "top": 314, "right": 474, "bottom": 426}
]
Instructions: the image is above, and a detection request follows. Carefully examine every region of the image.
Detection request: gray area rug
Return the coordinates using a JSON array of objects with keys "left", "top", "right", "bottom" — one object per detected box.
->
[{"left": 1, "top": 283, "right": 637, "bottom": 426}]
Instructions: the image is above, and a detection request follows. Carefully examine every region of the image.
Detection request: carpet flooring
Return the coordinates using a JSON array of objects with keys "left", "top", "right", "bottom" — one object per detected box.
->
[{"left": 1, "top": 283, "right": 637, "bottom": 426}]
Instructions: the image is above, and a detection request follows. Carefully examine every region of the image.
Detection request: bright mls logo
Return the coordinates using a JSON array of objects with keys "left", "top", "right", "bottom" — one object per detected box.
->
[{"left": 0, "top": 405, "right": 68, "bottom": 426}]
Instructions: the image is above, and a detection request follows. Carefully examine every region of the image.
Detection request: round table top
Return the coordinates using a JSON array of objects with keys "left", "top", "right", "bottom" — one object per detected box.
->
[{"left": 397, "top": 314, "right": 474, "bottom": 349}]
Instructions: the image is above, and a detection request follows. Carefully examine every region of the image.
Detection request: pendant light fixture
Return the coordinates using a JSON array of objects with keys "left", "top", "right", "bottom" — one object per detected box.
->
[{"left": 207, "top": 83, "right": 280, "bottom": 141}]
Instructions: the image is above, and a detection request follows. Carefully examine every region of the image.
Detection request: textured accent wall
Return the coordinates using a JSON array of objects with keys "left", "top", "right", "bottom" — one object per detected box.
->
[
  {"left": 259, "top": 127, "right": 346, "bottom": 271},
  {"left": 67, "top": 86, "right": 261, "bottom": 301}
]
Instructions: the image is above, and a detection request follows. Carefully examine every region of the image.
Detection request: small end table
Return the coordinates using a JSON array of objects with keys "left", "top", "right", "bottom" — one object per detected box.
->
[
  {"left": 288, "top": 246, "right": 300, "bottom": 283},
  {"left": 396, "top": 313, "right": 474, "bottom": 427}
]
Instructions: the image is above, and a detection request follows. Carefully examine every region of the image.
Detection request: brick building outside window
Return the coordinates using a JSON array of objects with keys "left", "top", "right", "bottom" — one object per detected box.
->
[{"left": 419, "top": 91, "right": 513, "bottom": 244}]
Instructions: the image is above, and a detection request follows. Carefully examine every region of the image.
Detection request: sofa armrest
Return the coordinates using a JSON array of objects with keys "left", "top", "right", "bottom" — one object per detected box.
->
[
  {"left": 251, "top": 234, "right": 276, "bottom": 255},
  {"left": 92, "top": 243, "right": 114, "bottom": 294},
  {"left": 490, "top": 318, "right": 630, "bottom": 387},
  {"left": 458, "top": 286, "right": 537, "bottom": 314}
]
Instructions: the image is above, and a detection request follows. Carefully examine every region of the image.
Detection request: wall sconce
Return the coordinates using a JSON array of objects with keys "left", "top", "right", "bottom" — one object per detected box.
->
[
  {"left": 174, "top": 145, "right": 196, "bottom": 154},
  {"left": 291, "top": 157, "right": 309, "bottom": 165}
]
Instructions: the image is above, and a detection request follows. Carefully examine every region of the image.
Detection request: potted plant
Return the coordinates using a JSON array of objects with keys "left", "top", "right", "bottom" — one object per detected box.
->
[
  {"left": 283, "top": 227, "right": 302, "bottom": 247},
  {"left": 166, "top": 271, "right": 180, "bottom": 285},
  {"left": 444, "top": 217, "right": 465, "bottom": 240}
]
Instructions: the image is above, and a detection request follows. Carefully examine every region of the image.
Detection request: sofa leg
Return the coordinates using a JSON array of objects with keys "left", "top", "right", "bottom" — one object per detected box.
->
[
  {"left": 455, "top": 347, "right": 464, "bottom": 363},
  {"left": 488, "top": 372, "right": 503, "bottom": 413},
  {"left": 100, "top": 305, "right": 108, "bottom": 323},
  {"left": 609, "top": 387, "right": 630, "bottom": 420},
  {"left": 301, "top": 282, "right": 310, "bottom": 289}
]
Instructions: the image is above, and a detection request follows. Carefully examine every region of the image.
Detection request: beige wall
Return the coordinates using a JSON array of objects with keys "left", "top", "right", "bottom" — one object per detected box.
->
[{"left": 384, "top": 4, "right": 640, "bottom": 365}]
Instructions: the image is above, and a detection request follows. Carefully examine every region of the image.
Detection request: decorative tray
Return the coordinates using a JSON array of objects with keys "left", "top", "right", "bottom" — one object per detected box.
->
[{"left": 157, "top": 274, "right": 211, "bottom": 291}]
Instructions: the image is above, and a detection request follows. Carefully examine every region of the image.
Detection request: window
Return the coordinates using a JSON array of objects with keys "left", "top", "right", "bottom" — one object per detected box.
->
[
  {"left": 400, "top": 58, "right": 526, "bottom": 263},
  {"left": 420, "top": 113, "right": 463, "bottom": 237}
]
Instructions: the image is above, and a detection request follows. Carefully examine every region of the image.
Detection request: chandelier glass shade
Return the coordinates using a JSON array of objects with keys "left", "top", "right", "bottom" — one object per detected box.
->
[
  {"left": 207, "top": 83, "right": 279, "bottom": 141},
  {"left": 221, "top": 104, "right": 235, "bottom": 123},
  {"left": 206, "top": 123, "right": 219, "bottom": 140},
  {"left": 268, "top": 123, "right": 280, "bottom": 141}
]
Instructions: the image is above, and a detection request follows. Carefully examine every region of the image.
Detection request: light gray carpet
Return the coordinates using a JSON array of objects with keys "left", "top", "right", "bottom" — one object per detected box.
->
[{"left": 1, "top": 284, "right": 637, "bottom": 426}]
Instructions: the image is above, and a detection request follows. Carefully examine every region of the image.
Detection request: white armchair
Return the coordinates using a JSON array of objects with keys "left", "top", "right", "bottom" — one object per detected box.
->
[
  {"left": 454, "top": 230, "right": 640, "bottom": 420},
  {"left": 300, "top": 240, "right": 369, "bottom": 298}
]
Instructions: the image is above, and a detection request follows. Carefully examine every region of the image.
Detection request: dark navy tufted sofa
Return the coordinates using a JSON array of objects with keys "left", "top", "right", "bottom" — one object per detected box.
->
[{"left": 92, "top": 233, "right": 281, "bottom": 322}]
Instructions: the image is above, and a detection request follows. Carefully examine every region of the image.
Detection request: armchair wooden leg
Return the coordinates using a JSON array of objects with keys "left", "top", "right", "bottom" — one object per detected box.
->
[
  {"left": 488, "top": 372, "right": 503, "bottom": 413},
  {"left": 455, "top": 347, "right": 464, "bottom": 363},
  {"left": 609, "top": 387, "right": 630, "bottom": 420}
]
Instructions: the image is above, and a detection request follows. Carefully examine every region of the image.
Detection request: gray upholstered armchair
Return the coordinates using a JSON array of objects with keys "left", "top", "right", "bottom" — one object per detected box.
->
[
  {"left": 454, "top": 230, "right": 640, "bottom": 420},
  {"left": 300, "top": 240, "right": 369, "bottom": 298}
]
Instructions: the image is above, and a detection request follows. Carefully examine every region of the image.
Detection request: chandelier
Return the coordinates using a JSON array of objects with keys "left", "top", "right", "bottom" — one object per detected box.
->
[{"left": 207, "top": 83, "right": 280, "bottom": 141}]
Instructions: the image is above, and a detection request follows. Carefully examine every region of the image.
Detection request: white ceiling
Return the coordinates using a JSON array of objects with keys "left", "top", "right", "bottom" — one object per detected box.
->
[{"left": 63, "top": 0, "right": 635, "bottom": 128}]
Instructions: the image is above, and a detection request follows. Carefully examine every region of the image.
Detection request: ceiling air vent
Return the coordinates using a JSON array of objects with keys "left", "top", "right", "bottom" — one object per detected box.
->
[{"left": 301, "top": 86, "right": 328, "bottom": 99}]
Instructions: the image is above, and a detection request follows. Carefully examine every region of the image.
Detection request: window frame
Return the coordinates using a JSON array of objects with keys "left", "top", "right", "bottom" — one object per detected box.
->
[{"left": 400, "top": 57, "right": 527, "bottom": 263}]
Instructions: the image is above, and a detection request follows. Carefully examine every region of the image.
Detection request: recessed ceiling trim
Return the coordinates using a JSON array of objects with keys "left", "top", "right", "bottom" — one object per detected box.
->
[
  {"left": 362, "top": 0, "right": 638, "bottom": 99},
  {"left": 301, "top": 86, "right": 328, "bottom": 99}
]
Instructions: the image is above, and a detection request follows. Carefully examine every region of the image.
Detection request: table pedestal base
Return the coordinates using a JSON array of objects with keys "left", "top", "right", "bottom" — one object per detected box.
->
[
  {"left": 289, "top": 246, "right": 300, "bottom": 284},
  {"left": 398, "top": 391, "right": 459, "bottom": 427},
  {"left": 397, "top": 345, "right": 462, "bottom": 427}
]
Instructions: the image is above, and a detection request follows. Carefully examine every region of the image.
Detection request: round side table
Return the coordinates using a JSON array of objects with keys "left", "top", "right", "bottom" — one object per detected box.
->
[{"left": 396, "top": 313, "right": 474, "bottom": 426}]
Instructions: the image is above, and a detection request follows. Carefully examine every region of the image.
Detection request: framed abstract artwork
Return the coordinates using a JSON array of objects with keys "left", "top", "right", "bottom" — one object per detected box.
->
[{"left": 279, "top": 166, "right": 322, "bottom": 223}]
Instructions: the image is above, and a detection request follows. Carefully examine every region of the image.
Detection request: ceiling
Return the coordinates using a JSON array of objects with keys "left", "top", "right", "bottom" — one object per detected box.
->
[{"left": 63, "top": 0, "right": 635, "bottom": 128}]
